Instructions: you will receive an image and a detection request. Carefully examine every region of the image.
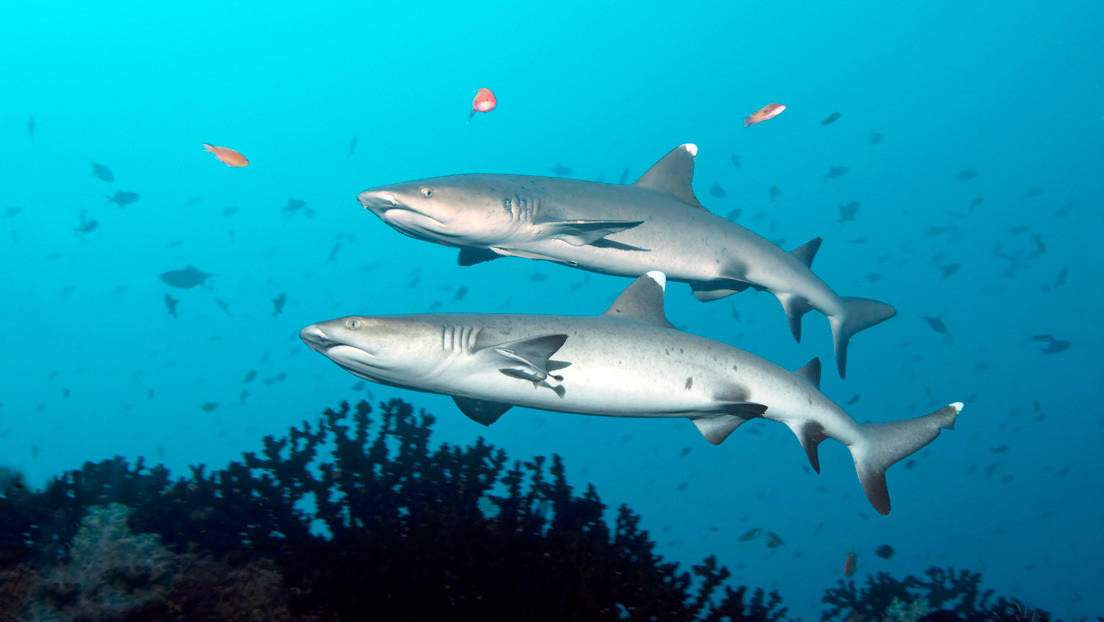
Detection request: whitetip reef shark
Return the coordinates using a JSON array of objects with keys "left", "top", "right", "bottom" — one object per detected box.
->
[
  {"left": 300, "top": 272, "right": 959, "bottom": 515},
  {"left": 357, "top": 145, "right": 896, "bottom": 378}
]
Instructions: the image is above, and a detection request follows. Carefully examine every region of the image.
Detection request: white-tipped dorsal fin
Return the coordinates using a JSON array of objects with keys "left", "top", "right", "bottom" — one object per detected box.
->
[
  {"left": 602, "top": 271, "right": 673, "bottom": 328},
  {"left": 632, "top": 144, "right": 705, "bottom": 209}
]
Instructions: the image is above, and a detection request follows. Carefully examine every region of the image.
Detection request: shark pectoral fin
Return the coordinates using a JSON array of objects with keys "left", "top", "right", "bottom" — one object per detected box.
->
[
  {"left": 458, "top": 247, "right": 501, "bottom": 266},
  {"left": 601, "top": 272, "right": 674, "bottom": 328},
  {"left": 786, "top": 420, "right": 828, "bottom": 473},
  {"left": 777, "top": 293, "right": 814, "bottom": 342},
  {"left": 689, "top": 280, "right": 751, "bottom": 302},
  {"left": 453, "top": 396, "right": 512, "bottom": 426},
  {"left": 632, "top": 144, "right": 707, "bottom": 210},
  {"left": 541, "top": 219, "right": 644, "bottom": 246},
  {"left": 480, "top": 334, "right": 569, "bottom": 383},
  {"left": 691, "top": 413, "right": 751, "bottom": 444},
  {"left": 789, "top": 237, "right": 823, "bottom": 268}
]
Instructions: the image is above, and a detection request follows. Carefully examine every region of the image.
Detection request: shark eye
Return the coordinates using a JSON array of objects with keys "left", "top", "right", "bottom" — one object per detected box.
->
[
  {"left": 346, "top": 319, "right": 362, "bottom": 330},
  {"left": 420, "top": 187, "right": 434, "bottom": 198}
]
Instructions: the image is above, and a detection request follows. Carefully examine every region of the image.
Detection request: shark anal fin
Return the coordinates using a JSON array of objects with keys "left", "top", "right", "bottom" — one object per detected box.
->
[
  {"left": 632, "top": 144, "right": 706, "bottom": 209},
  {"left": 778, "top": 294, "right": 814, "bottom": 342},
  {"left": 458, "top": 247, "right": 500, "bottom": 266},
  {"left": 790, "top": 237, "right": 823, "bottom": 268},
  {"left": 601, "top": 272, "right": 673, "bottom": 328},
  {"left": 541, "top": 219, "right": 644, "bottom": 246},
  {"left": 787, "top": 420, "right": 827, "bottom": 473},
  {"left": 453, "top": 396, "right": 512, "bottom": 426},
  {"left": 691, "top": 414, "right": 750, "bottom": 444}
]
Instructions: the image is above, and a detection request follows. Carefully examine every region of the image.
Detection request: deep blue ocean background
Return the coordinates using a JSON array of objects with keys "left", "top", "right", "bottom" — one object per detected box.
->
[{"left": 3, "top": 1, "right": 1102, "bottom": 619}]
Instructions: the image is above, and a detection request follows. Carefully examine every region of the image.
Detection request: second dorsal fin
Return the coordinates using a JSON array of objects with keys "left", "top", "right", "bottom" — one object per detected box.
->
[
  {"left": 632, "top": 144, "right": 705, "bottom": 209},
  {"left": 602, "top": 271, "right": 674, "bottom": 328}
]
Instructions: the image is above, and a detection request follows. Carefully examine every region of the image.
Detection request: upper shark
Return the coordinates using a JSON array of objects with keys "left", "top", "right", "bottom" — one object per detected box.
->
[
  {"left": 301, "top": 272, "right": 960, "bottom": 515},
  {"left": 357, "top": 145, "right": 895, "bottom": 378}
]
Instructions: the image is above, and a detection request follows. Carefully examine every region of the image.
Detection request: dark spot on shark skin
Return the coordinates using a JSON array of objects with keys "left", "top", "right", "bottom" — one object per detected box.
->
[{"left": 685, "top": 377, "right": 693, "bottom": 390}]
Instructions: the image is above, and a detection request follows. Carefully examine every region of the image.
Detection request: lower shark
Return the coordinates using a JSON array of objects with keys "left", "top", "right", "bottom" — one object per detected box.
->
[
  {"left": 301, "top": 272, "right": 960, "bottom": 515},
  {"left": 357, "top": 144, "right": 896, "bottom": 378}
]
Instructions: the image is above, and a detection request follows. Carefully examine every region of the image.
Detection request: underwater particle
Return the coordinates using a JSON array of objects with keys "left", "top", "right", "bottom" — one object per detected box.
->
[
  {"left": 163, "top": 294, "right": 179, "bottom": 318},
  {"left": 454, "top": 285, "right": 469, "bottom": 301},
  {"left": 875, "top": 544, "right": 895, "bottom": 559},
  {"left": 202, "top": 143, "right": 249, "bottom": 167},
  {"left": 220, "top": 206, "right": 240, "bottom": 217},
  {"left": 529, "top": 271, "right": 547, "bottom": 282},
  {"left": 0, "top": 465, "right": 26, "bottom": 494},
  {"left": 2, "top": 207, "right": 22, "bottom": 217},
  {"left": 837, "top": 201, "right": 860, "bottom": 223},
  {"left": 549, "top": 163, "right": 573, "bottom": 176},
  {"left": 1025, "top": 187, "right": 1044, "bottom": 198},
  {"left": 90, "top": 162, "right": 114, "bottom": 183},
  {"left": 939, "top": 264, "right": 960, "bottom": 279},
  {"left": 730, "top": 154, "right": 740, "bottom": 167},
  {"left": 765, "top": 532, "right": 784, "bottom": 548},
  {"left": 283, "top": 198, "right": 313, "bottom": 218},
  {"left": 199, "top": 402, "right": 219, "bottom": 412},
  {"left": 744, "top": 103, "right": 785, "bottom": 127},
  {"left": 844, "top": 551, "right": 857, "bottom": 577},
  {"left": 160, "top": 265, "right": 212, "bottom": 289},
  {"left": 823, "top": 166, "right": 849, "bottom": 181},
  {"left": 921, "top": 316, "right": 947, "bottom": 334},
  {"left": 708, "top": 182, "right": 726, "bottom": 198},
  {"left": 869, "top": 132, "right": 883, "bottom": 145},
  {"left": 846, "top": 394, "right": 860, "bottom": 405},
  {"left": 215, "top": 297, "right": 231, "bottom": 315},
  {"left": 74, "top": 210, "right": 99, "bottom": 234},
  {"left": 348, "top": 136, "right": 358, "bottom": 158},
  {"left": 469, "top": 87, "right": 497, "bottom": 121},
  {"left": 821, "top": 112, "right": 841, "bottom": 125},
  {"left": 1033, "top": 335, "right": 1070, "bottom": 354},
  {"left": 27, "top": 114, "right": 35, "bottom": 138},
  {"left": 618, "top": 168, "right": 630, "bottom": 184},
  {"left": 738, "top": 528, "right": 762, "bottom": 541},
  {"left": 107, "top": 189, "right": 140, "bottom": 207},
  {"left": 768, "top": 186, "right": 781, "bottom": 202},
  {"left": 954, "top": 169, "right": 978, "bottom": 181},
  {"left": 272, "top": 293, "right": 287, "bottom": 317}
]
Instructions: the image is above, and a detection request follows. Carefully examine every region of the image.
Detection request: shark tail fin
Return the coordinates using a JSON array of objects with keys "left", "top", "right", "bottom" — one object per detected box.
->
[
  {"left": 848, "top": 402, "right": 961, "bottom": 515},
  {"left": 829, "top": 297, "right": 897, "bottom": 378}
]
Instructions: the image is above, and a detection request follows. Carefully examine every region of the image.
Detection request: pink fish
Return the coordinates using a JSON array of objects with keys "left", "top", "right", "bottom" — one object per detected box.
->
[
  {"left": 744, "top": 103, "right": 786, "bottom": 127},
  {"left": 469, "top": 88, "right": 497, "bottom": 121},
  {"left": 202, "top": 144, "right": 249, "bottom": 167}
]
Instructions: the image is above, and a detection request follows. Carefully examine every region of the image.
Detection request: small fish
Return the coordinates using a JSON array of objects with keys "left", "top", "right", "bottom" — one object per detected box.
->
[
  {"left": 970, "top": 197, "right": 985, "bottom": 209},
  {"left": 74, "top": 211, "right": 99, "bottom": 234},
  {"left": 328, "top": 242, "right": 342, "bottom": 261},
  {"left": 1055, "top": 268, "right": 1068, "bottom": 286},
  {"left": 738, "top": 528, "right": 762, "bottom": 541},
  {"left": 1033, "top": 335, "right": 1070, "bottom": 354},
  {"left": 874, "top": 544, "right": 895, "bottom": 559},
  {"left": 529, "top": 271, "right": 547, "bottom": 282},
  {"left": 869, "top": 132, "right": 884, "bottom": 145},
  {"left": 2, "top": 207, "right": 22, "bottom": 217},
  {"left": 821, "top": 112, "right": 841, "bottom": 125},
  {"left": 107, "top": 190, "right": 139, "bottom": 207},
  {"left": 549, "top": 163, "right": 573, "bottom": 176},
  {"left": 215, "top": 297, "right": 231, "bottom": 315},
  {"left": 765, "top": 532, "right": 784, "bottom": 548},
  {"left": 283, "top": 198, "right": 313, "bottom": 218},
  {"left": 0, "top": 466, "right": 26, "bottom": 494},
  {"left": 469, "top": 87, "right": 497, "bottom": 121},
  {"left": 1031, "top": 234, "right": 1046, "bottom": 254},
  {"left": 939, "top": 264, "right": 960, "bottom": 279},
  {"left": 955, "top": 169, "right": 978, "bottom": 181},
  {"left": 709, "top": 182, "right": 726, "bottom": 198},
  {"left": 921, "top": 316, "right": 947, "bottom": 334},
  {"left": 744, "top": 103, "right": 785, "bottom": 127},
  {"left": 90, "top": 163, "right": 114, "bottom": 183},
  {"left": 272, "top": 293, "right": 287, "bottom": 317},
  {"left": 348, "top": 137, "right": 358, "bottom": 158},
  {"left": 730, "top": 154, "right": 741, "bottom": 167},
  {"left": 844, "top": 552, "right": 857, "bottom": 577},
  {"left": 846, "top": 394, "right": 860, "bottom": 405},
  {"left": 454, "top": 285, "right": 469, "bottom": 301},
  {"left": 1025, "top": 187, "right": 1044, "bottom": 198},
  {"left": 618, "top": 168, "right": 630, "bottom": 184},
  {"left": 219, "top": 206, "right": 240, "bottom": 217},
  {"left": 26, "top": 115, "right": 35, "bottom": 138},
  {"left": 679, "top": 447, "right": 692, "bottom": 456},
  {"left": 160, "top": 265, "right": 212, "bottom": 289},
  {"left": 838, "top": 201, "right": 860, "bottom": 223},
  {"left": 199, "top": 402, "right": 219, "bottom": 412},
  {"left": 202, "top": 143, "right": 249, "bottom": 167},
  {"left": 243, "top": 370, "right": 257, "bottom": 383},
  {"left": 164, "top": 293, "right": 179, "bottom": 318},
  {"left": 768, "top": 186, "right": 781, "bottom": 202},
  {"left": 824, "top": 166, "right": 849, "bottom": 181},
  {"left": 725, "top": 208, "right": 742, "bottom": 221}
]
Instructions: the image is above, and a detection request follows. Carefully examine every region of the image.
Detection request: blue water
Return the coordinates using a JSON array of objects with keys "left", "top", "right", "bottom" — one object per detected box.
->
[{"left": 2, "top": 1, "right": 1102, "bottom": 619}]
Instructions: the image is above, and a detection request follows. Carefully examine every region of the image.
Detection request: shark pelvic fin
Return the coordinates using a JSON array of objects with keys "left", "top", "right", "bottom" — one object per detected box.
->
[
  {"left": 691, "top": 414, "right": 751, "bottom": 444},
  {"left": 689, "top": 280, "right": 752, "bottom": 302},
  {"left": 778, "top": 293, "right": 814, "bottom": 342},
  {"left": 452, "top": 396, "right": 513, "bottom": 426},
  {"left": 480, "top": 334, "right": 569, "bottom": 385},
  {"left": 540, "top": 219, "right": 643, "bottom": 246},
  {"left": 458, "top": 247, "right": 501, "bottom": 266},
  {"left": 602, "top": 271, "right": 674, "bottom": 328},
  {"left": 787, "top": 419, "right": 828, "bottom": 473},
  {"left": 794, "top": 357, "right": 821, "bottom": 389},
  {"left": 790, "top": 237, "right": 822, "bottom": 268},
  {"left": 632, "top": 144, "right": 706, "bottom": 209}
]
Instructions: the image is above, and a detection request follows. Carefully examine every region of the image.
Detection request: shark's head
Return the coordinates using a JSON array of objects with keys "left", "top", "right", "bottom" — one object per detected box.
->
[
  {"left": 358, "top": 176, "right": 522, "bottom": 247},
  {"left": 300, "top": 316, "right": 439, "bottom": 386}
]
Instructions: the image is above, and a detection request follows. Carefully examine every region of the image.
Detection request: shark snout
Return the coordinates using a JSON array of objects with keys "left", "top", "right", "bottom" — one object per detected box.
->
[
  {"left": 299, "top": 325, "right": 331, "bottom": 351},
  {"left": 357, "top": 189, "right": 399, "bottom": 214}
]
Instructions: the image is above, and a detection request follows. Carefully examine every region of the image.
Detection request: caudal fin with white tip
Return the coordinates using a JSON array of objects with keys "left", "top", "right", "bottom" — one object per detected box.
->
[{"left": 848, "top": 402, "right": 962, "bottom": 515}]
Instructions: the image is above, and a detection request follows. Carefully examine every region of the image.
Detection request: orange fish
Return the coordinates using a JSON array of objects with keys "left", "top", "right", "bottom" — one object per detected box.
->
[
  {"left": 202, "top": 144, "right": 249, "bottom": 167},
  {"left": 469, "top": 88, "right": 497, "bottom": 122},
  {"left": 843, "top": 551, "right": 858, "bottom": 578},
  {"left": 744, "top": 103, "right": 786, "bottom": 127}
]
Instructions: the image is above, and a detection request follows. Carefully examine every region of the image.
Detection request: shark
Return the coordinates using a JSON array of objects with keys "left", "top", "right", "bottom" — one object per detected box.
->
[
  {"left": 300, "top": 272, "right": 960, "bottom": 515},
  {"left": 357, "top": 144, "right": 895, "bottom": 378}
]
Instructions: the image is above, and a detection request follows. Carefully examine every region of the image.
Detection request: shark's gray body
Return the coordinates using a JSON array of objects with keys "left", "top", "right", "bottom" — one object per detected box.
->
[
  {"left": 301, "top": 272, "right": 959, "bottom": 515},
  {"left": 358, "top": 145, "right": 896, "bottom": 378}
]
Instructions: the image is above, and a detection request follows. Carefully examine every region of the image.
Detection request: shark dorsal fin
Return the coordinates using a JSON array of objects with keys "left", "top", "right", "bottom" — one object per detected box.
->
[
  {"left": 790, "top": 237, "right": 822, "bottom": 268},
  {"left": 632, "top": 144, "right": 705, "bottom": 209},
  {"left": 794, "top": 357, "right": 821, "bottom": 389},
  {"left": 601, "top": 271, "right": 674, "bottom": 328}
]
